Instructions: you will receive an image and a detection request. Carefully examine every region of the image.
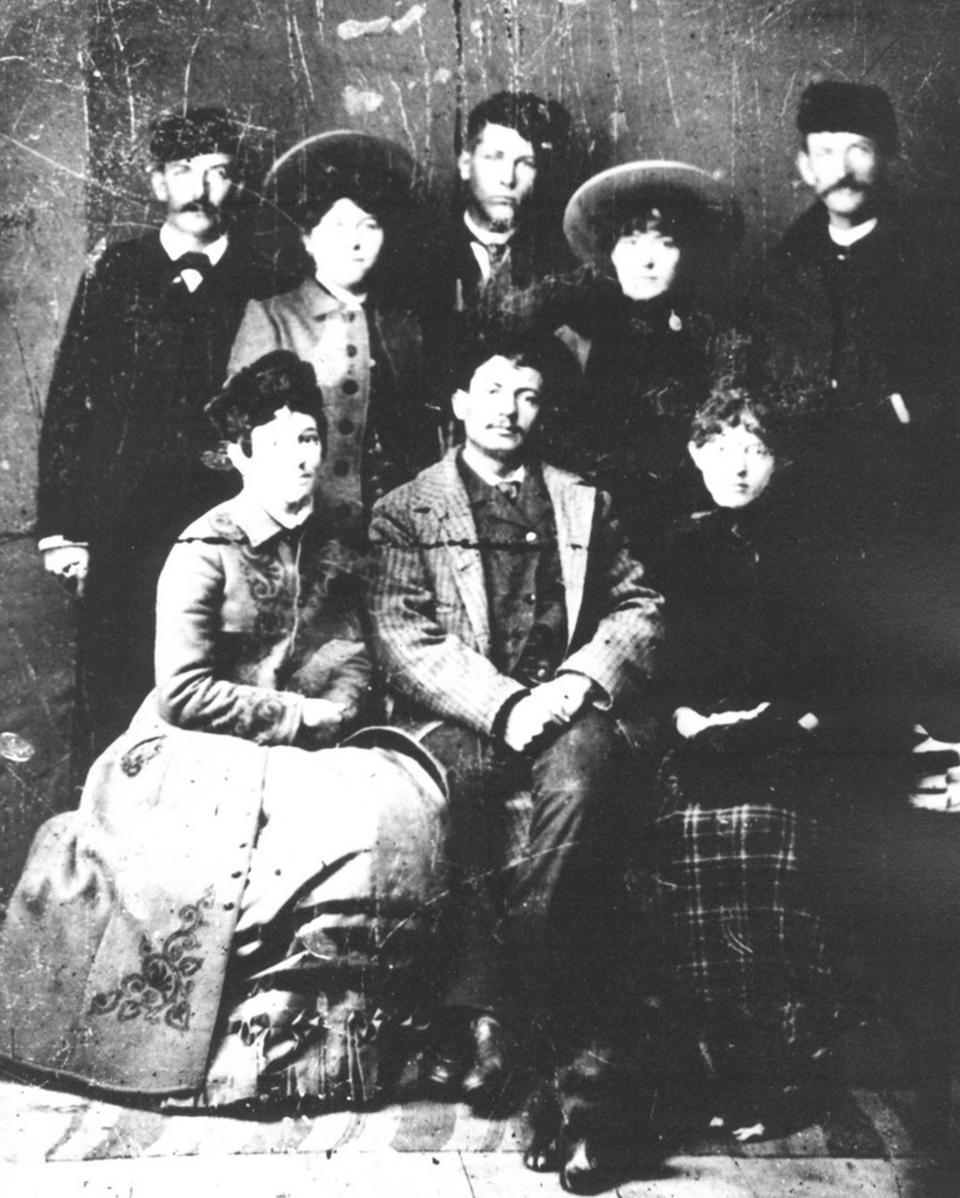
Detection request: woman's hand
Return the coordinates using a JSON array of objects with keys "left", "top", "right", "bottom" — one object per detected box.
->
[
  {"left": 300, "top": 698, "right": 346, "bottom": 747},
  {"left": 673, "top": 702, "right": 771, "bottom": 739}
]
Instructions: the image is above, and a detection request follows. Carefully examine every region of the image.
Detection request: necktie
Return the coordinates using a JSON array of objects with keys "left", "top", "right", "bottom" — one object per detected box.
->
[
  {"left": 170, "top": 252, "right": 211, "bottom": 285},
  {"left": 496, "top": 479, "right": 521, "bottom": 503},
  {"left": 486, "top": 242, "right": 509, "bottom": 274}
]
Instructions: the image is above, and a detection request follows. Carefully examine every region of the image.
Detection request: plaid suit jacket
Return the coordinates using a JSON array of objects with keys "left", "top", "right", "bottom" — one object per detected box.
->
[{"left": 368, "top": 451, "right": 663, "bottom": 736}]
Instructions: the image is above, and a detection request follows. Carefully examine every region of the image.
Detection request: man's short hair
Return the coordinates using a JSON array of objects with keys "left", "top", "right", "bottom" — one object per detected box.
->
[
  {"left": 456, "top": 327, "right": 578, "bottom": 409},
  {"left": 149, "top": 106, "right": 239, "bottom": 166},
  {"left": 465, "top": 91, "right": 566, "bottom": 161},
  {"left": 689, "top": 385, "right": 783, "bottom": 451},
  {"left": 797, "top": 80, "right": 898, "bottom": 157},
  {"left": 205, "top": 350, "right": 326, "bottom": 455}
]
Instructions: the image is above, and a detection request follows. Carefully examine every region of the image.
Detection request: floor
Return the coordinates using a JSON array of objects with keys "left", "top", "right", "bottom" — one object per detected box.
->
[{"left": 3, "top": 1019, "right": 960, "bottom": 1198}]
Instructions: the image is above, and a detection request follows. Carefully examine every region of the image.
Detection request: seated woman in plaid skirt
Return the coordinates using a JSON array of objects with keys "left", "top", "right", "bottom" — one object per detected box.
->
[{"left": 649, "top": 384, "right": 849, "bottom": 1141}]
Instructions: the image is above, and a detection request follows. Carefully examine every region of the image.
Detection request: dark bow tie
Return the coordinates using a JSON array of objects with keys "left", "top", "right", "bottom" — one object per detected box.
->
[
  {"left": 495, "top": 479, "right": 522, "bottom": 502},
  {"left": 169, "top": 251, "right": 212, "bottom": 281}
]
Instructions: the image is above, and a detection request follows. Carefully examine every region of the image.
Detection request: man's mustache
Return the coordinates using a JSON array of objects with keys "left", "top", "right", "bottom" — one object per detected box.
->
[
  {"left": 176, "top": 199, "right": 218, "bottom": 215},
  {"left": 820, "top": 173, "right": 870, "bottom": 198}
]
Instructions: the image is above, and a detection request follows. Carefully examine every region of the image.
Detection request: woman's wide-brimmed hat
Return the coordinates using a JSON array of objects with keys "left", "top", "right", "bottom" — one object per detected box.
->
[
  {"left": 563, "top": 160, "right": 742, "bottom": 268},
  {"left": 263, "top": 130, "right": 415, "bottom": 224}
]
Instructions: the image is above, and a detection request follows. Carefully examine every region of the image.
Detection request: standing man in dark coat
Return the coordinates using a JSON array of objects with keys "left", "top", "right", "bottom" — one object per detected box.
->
[
  {"left": 754, "top": 80, "right": 958, "bottom": 528},
  {"left": 37, "top": 106, "right": 279, "bottom": 776},
  {"left": 450, "top": 90, "right": 574, "bottom": 325},
  {"left": 420, "top": 91, "right": 577, "bottom": 409}
]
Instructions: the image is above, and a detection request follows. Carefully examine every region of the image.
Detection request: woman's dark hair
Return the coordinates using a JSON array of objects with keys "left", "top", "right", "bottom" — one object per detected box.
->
[
  {"left": 296, "top": 177, "right": 397, "bottom": 234},
  {"left": 599, "top": 189, "right": 713, "bottom": 258},
  {"left": 688, "top": 385, "right": 782, "bottom": 452},
  {"left": 205, "top": 350, "right": 326, "bottom": 457}
]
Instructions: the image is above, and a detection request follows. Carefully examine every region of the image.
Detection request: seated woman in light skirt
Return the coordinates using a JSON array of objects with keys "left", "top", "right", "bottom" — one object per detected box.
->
[{"left": 0, "top": 351, "right": 447, "bottom": 1110}]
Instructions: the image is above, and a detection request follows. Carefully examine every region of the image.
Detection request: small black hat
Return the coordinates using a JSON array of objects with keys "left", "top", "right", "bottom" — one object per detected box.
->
[
  {"left": 797, "top": 81, "right": 898, "bottom": 156},
  {"left": 205, "top": 350, "right": 326, "bottom": 444},
  {"left": 149, "top": 106, "right": 239, "bottom": 165},
  {"left": 263, "top": 130, "right": 414, "bottom": 228}
]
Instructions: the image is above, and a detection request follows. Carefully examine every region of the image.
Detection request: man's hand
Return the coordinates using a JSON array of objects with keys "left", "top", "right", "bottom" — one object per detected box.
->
[
  {"left": 42, "top": 545, "right": 89, "bottom": 598},
  {"left": 532, "top": 673, "right": 597, "bottom": 726},
  {"left": 503, "top": 693, "right": 558, "bottom": 754},
  {"left": 300, "top": 698, "right": 345, "bottom": 747}
]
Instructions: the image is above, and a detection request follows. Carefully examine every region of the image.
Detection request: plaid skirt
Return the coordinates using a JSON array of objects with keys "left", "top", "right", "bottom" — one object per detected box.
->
[{"left": 652, "top": 747, "right": 845, "bottom": 1104}]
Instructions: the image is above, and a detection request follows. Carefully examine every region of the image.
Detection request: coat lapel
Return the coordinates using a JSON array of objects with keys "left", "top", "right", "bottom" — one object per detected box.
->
[
  {"left": 544, "top": 466, "right": 595, "bottom": 644},
  {"left": 433, "top": 455, "right": 491, "bottom": 653}
]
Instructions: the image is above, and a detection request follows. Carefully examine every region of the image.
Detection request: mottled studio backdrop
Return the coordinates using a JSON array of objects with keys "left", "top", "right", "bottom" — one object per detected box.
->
[{"left": 1, "top": 0, "right": 960, "bottom": 901}]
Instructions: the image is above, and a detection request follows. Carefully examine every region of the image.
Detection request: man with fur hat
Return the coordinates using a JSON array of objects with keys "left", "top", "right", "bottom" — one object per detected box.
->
[
  {"left": 753, "top": 79, "right": 959, "bottom": 525},
  {"left": 37, "top": 106, "right": 280, "bottom": 775}
]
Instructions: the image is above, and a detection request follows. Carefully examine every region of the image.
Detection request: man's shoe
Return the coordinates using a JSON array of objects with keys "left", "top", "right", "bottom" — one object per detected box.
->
[{"left": 461, "top": 1013, "right": 513, "bottom": 1111}]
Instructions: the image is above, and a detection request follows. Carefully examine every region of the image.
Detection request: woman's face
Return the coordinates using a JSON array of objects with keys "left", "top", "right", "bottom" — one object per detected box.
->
[
  {"left": 688, "top": 423, "right": 777, "bottom": 509},
  {"left": 302, "top": 197, "right": 385, "bottom": 293},
  {"left": 610, "top": 227, "right": 681, "bottom": 302},
  {"left": 231, "top": 407, "right": 323, "bottom": 515}
]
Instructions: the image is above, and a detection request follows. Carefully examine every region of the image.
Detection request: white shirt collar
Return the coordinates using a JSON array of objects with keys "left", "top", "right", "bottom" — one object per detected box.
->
[
  {"left": 314, "top": 273, "right": 367, "bottom": 310},
  {"left": 828, "top": 217, "right": 878, "bottom": 248},
  {"left": 159, "top": 223, "right": 229, "bottom": 265},
  {"left": 461, "top": 445, "right": 526, "bottom": 489}
]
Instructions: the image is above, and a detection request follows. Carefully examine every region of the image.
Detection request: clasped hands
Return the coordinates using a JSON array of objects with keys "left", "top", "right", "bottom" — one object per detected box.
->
[
  {"left": 300, "top": 698, "right": 346, "bottom": 747},
  {"left": 503, "top": 672, "right": 598, "bottom": 754}
]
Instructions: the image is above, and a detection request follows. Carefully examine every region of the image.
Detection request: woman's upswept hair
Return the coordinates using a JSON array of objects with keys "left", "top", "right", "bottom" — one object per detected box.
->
[{"left": 205, "top": 350, "right": 326, "bottom": 456}]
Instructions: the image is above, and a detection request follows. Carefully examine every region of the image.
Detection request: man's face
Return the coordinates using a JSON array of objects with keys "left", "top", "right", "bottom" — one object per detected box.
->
[
  {"left": 453, "top": 355, "right": 544, "bottom": 466},
  {"left": 302, "top": 197, "right": 385, "bottom": 293},
  {"left": 230, "top": 407, "right": 323, "bottom": 514},
  {"left": 798, "top": 131, "right": 882, "bottom": 226},
  {"left": 151, "top": 151, "right": 235, "bottom": 241},
  {"left": 688, "top": 423, "right": 776, "bottom": 509},
  {"left": 610, "top": 228, "right": 681, "bottom": 302},
  {"left": 459, "top": 123, "right": 538, "bottom": 233}
]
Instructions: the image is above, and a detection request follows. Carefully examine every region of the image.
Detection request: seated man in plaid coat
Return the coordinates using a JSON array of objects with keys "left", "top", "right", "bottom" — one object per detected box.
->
[{"left": 367, "top": 330, "right": 663, "bottom": 1114}]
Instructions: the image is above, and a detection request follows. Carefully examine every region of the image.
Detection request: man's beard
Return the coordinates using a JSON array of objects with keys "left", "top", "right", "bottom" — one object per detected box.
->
[{"left": 486, "top": 214, "right": 516, "bottom": 235}]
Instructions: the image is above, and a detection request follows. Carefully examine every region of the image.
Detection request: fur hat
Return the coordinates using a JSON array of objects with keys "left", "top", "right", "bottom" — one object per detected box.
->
[
  {"left": 148, "top": 107, "right": 239, "bottom": 165},
  {"left": 797, "top": 81, "right": 898, "bottom": 156}
]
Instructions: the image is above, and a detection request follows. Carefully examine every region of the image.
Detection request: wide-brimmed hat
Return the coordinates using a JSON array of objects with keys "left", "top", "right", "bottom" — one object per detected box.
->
[
  {"left": 263, "top": 130, "right": 415, "bottom": 225},
  {"left": 563, "top": 160, "right": 742, "bottom": 268}
]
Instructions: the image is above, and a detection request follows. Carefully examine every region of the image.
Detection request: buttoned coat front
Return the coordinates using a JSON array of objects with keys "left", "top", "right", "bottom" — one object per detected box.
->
[
  {"left": 367, "top": 452, "right": 663, "bottom": 737},
  {"left": 228, "top": 278, "right": 435, "bottom": 542}
]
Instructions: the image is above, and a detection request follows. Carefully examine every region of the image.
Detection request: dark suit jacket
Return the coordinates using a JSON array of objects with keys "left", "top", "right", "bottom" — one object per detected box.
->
[
  {"left": 367, "top": 452, "right": 663, "bottom": 737},
  {"left": 753, "top": 199, "right": 960, "bottom": 430},
  {"left": 37, "top": 230, "right": 279, "bottom": 546}
]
